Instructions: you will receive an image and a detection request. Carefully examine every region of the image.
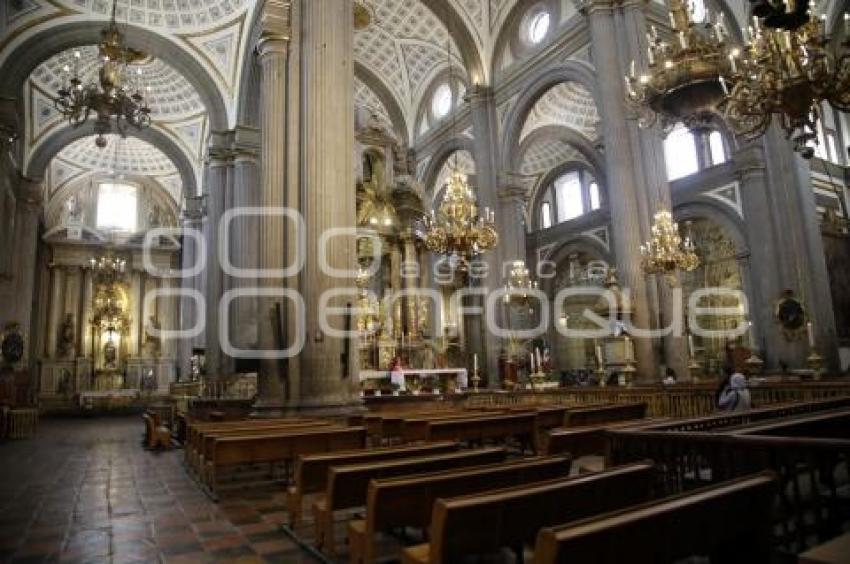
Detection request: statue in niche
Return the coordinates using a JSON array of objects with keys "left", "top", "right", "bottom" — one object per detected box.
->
[
  {"left": 143, "top": 316, "right": 161, "bottom": 358},
  {"left": 103, "top": 338, "right": 117, "bottom": 369},
  {"left": 147, "top": 204, "right": 163, "bottom": 229},
  {"left": 64, "top": 196, "right": 83, "bottom": 225},
  {"left": 57, "top": 313, "right": 76, "bottom": 359}
]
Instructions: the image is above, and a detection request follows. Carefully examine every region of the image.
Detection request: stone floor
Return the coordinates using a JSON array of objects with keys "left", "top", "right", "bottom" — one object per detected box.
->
[{"left": 0, "top": 416, "right": 321, "bottom": 563}]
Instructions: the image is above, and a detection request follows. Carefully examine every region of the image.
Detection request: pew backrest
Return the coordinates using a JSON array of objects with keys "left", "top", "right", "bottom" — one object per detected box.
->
[{"left": 533, "top": 472, "right": 776, "bottom": 564}]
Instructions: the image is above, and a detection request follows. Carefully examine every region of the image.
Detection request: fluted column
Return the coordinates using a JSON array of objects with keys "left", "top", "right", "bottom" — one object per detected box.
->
[
  {"left": 231, "top": 131, "right": 261, "bottom": 351},
  {"left": 255, "top": 1, "right": 291, "bottom": 410},
  {"left": 401, "top": 232, "right": 419, "bottom": 338},
  {"left": 297, "top": 0, "right": 360, "bottom": 411},
  {"left": 178, "top": 208, "right": 204, "bottom": 380},
  {"left": 583, "top": 0, "right": 656, "bottom": 380},
  {"left": 204, "top": 136, "right": 232, "bottom": 377}
]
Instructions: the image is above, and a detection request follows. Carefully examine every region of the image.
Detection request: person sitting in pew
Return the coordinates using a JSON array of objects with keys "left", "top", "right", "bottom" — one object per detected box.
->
[{"left": 718, "top": 373, "right": 751, "bottom": 412}]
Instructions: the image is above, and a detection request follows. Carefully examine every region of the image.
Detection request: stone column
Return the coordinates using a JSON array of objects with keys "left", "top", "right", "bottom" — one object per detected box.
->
[
  {"left": 400, "top": 232, "right": 419, "bottom": 337},
  {"left": 297, "top": 0, "right": 360, "bottom": 411},
  {"left": 254, "top": 0, "right": 292, "bottom": 411},
  {"left": 46, "top": 267, "right": 64, "bottom": 359},
  {"left": 204, "top": 135, "right": 233, "bottom": 378},
  {"left": 80, "top": 269, "right": 93, "bottom": 359},
  {"left": 467, "top": 86, "right": 505, "bottom": 387},
  {"left": 583, "top": 0, "right": 656, "bottom": 380},
  {"left": 178, "top": 209, "right": 204, "bottom": 380},
  {"left": 231, "top": 130, "right": 261, "bottom": 352}
]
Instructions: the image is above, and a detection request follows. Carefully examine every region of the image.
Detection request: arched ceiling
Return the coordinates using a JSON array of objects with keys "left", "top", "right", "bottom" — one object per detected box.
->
[
  {"left": 519, "top": 82, "right": 599, "bottom": 143},
  {"left": 354, "top": 76, "right": 395, "bottom": 135},
  {"left": 519, "top": 139, "right": 586, "bottom": 176},
  {"left": 48, "top": 134, "right": 182, "bottom": 203},
  {"left": 51, "top": 0, "right": 251, "bottom": 31}
]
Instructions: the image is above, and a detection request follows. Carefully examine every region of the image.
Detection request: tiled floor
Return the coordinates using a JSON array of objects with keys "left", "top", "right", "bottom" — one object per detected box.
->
[{"left": 0, "top": 416, "right": 321, "bottom": 563}]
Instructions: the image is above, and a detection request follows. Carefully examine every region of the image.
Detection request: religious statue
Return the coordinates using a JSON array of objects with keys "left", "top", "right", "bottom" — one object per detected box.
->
[
  {"left": 57, "top": 313, "right": 76, "bottom": 359},
  {"left": 103, "top": 338, "right": 117, "bottom": 369},
  {"left": 143, "top": 316, "right": 161, "bottom": 357},
  {"left": 0, "top": 322, "right": 24, "bottom": 367},
  {"left": 64, "top": 196, "right": 83, "bottom": 225},
  {"left": 147, "top": 204, "right": 163, "bottom": 229}
]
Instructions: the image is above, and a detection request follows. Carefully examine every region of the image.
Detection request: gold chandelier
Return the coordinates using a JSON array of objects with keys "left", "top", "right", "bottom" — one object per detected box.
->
[
  {"left": 54, "top": 0, "right": 151, "bottom": 148},
  {"left": 640, "top": 209, "right": 699, "bottom": 282},
  {"left": 419, "top": 168, "right": 498, "bottom": 266},
  {"left": 626, "top": 0, "right": 737, "bottom": 128},
  {"left": 504, "top": 260, "right": 538, "bottom": 304},
  {"left": 723, "top": 11, "right": 850, "bottom": 156}
]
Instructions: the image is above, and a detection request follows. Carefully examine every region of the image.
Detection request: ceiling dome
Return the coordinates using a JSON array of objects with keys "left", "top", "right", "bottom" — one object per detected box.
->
[
  {"left": 56, "top": 134, "right": 178, "bottom": 177},
  {"left": 54, "top": 0, "right": 252, "bottom": 32},
  {"left": 31, "top": 45, "right": 205, "bottom": 121}
]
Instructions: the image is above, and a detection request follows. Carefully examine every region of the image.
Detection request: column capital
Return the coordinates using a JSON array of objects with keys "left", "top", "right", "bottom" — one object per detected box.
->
[
  {"left": 256, "top": 0, "right": 291, "bottom": 57},
  {"left": 732, "top": 144, "right": 767, "bottom": 178},
  {"left": 497, "top": 185, "right": 528, "bottom": 205},
  {"left": 577, "top": 0, "right": 621, "bottom": 16},
  {"left": 465, "top": 85, "right": 495, "bottom": 106},
  {"left": 15, "top": 175, "right": 43, "bottom": 205},
  {"left": 182, "top": 195, "right": 207, "bottom": 221}
]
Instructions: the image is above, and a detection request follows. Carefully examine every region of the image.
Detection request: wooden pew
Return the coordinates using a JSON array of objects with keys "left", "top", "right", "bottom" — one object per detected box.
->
[
  {"left": 286, "top": 441, "right": 459, "bottom": 527},
  {"left": 142, "top": 413, "right": 170, "bottom": 450},
  {"left": 401, "top": 461, "right": 655, "bottom": 564},
  {"left": 379, "top": 409, "right": 500, "bottom": 444},
  {"left": 400, "top": 410, "right": 509, "bottom": 443},
  {"left": 348, "top": 455, "right": 573, "bottom": 564},
  {"left": 564, "top": 402, "right": 647, "bottom": 427},
  {"left": 542, "top": 418, "right": 665, "bottom": 458},
  {"left": 423, "top": 412, "right": 539, "bottom": 452},
  {"left": 725, "top": 408, "right": 850, "bottom": 439},
  {"left": 314, "top": 447, "right": 507, "bottom": 555},
  {"left": 533, "top": 472, "right": 776, "bottom": 564},
  {"left": 188, "top": 420, "right": 331, "bottom": 476},
  {"left": 204, "top": 426, "right": 366, "bottom": 497},
  {"left": 186, "top": 417, "right": 318, "bottom": 458}
]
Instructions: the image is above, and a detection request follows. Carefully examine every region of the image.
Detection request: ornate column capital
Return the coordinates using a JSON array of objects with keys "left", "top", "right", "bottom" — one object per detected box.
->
[
  {"left": 257, "top": 0, "right": 291, "bottom": 57},
  {"left": 182, "top": 195, "right": 206, "bottom": 222},
  {"left": 16, "top": 175, "right": 43, "bottom": 206}
]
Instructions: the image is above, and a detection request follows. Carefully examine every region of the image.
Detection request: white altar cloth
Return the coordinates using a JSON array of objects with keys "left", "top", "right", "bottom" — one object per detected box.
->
[{"left": 359, "top": 368, "right": 469, "bottom": 389}]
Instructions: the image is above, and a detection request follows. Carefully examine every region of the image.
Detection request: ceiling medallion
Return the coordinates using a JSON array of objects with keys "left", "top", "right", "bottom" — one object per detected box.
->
[
  {"left": 54, "top": 0, "right": 151, "bottom": 148},
  {"left": 626, "top": 0, "right": 736, "bottom": 129},
  {"left": 723, "top": 11, "right": 850, "bottom": 157},
  {"left": 354, "top": 2, "right": 373, "bottom": 30},
  {"left": 640, "top": 209, "right": 699, "bottom": 284}
]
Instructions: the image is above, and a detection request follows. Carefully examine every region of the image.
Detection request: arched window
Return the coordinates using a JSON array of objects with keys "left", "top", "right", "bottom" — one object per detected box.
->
[
  {"left": 688, "top": 0, "right": 706, "bottom": 23},
  {"left": 528, "top": 11, "right": 551, "bottom": 44},
  {"left": 664, "top": 123, "right": 730, "bottom": 181},
  {"left": 535, "top": 167, "right": 602, "bottom": 230},
  {"left": 96, "top": 182, "right": 137, "bottom": 232},
  {"left": 431, "top": 83, "right": 453, "bottom": 119},
  {"left": 540, "top": 201, "right": 553, "bottom": 229}
]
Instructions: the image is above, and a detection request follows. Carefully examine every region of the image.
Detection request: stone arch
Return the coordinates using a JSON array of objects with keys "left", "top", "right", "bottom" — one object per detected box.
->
[
  {"left": 673, "top": 200, "right": 749, "bottom": 256},
  {"left": 419, "top": 0, "right": 487, "bottom": 86},
  {"left": 355, "top": 63, "right": 410, "bottom": 144},
  {"left": 490, "top": 0, "right": 565, "bottom": 80},
  {"left": 530, "top": 158, "right": 606, "bottom": 231},
  {"left": 25, "top": 123, "right": 198, "bottom": 198},
  {"left": 514, "top": 125, "right": 605, "bottom": 180},
  {"left": 500, "top": 61, "right": 600, "bottom": 165},
  {"left": 0, "top": 20, "right": 229, "bottom": 131},
  {"left": 538, "top": 236, "right": 613, "bottom": 303}
]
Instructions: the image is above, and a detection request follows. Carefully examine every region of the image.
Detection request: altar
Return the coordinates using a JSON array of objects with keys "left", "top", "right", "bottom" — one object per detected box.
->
[
  {"left": 359, "top": 368, "right": 468, "bottom": 392},
  {"left": 78, "top": 389, "right": 139, "bottom": 411}
]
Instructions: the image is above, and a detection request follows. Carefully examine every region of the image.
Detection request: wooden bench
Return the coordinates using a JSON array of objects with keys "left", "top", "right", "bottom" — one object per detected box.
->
[
  {"left": 400, "top": 410, "right": 509, "bottom": 443},
  {"left": 190, "top": 421, "right": 332, "bottom": 476},
  {"left": 314, "top": 447, "right": 507, "bottom": 555},
  {"left": 564, "top": 402, "right": 647, "bottom": 427},
  {"left": 542, "top": 418, "right": 664, "bottom": 458},
  {"left": 423, "top": 412, "right": 539, "bottom": 452},
  {"left": 726, "top": 408, "right": 850, "bottom": 439},
  {"left": 186, "top": 417, "right": 318, "bottom": 459},
  {"left": 142, "top": 413, "right": 171, "bottom": 450},
  {"left": 378, "top": 409, "right": 500, "bottom": 444},
  {"left": 348, "top": 455, "right": 573, "bottom": 564},
  {"left": 286, "top": 441, "right": 459, "bottom": 527},
  {"left": 533, "top": 472, "right": 776, "bottom": 564},
  {"left": 204, "top": 425, "right": 366, "bottom": 497},
  {"left": 401, "top": 461, "right": 655, "bottom": 564}
]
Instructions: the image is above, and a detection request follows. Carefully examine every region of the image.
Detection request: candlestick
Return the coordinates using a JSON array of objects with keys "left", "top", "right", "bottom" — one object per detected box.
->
[
  {"left": 473, "top": 353, "right": 478, "bottom": 372},
  {"left": 688, "top": 334, "right": 695, "bottom": 358}
]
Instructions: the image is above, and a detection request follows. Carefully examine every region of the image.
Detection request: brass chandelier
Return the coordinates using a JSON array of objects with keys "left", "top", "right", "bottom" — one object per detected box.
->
[
  {"left": 419, "top": 168, "right": 498, "bottom": 267},
  {"left": 640, "top": 209, "right": 699, "bottom": 282},
  {"left": 504, "top": 260, "right": 538, "bottom": 304},
  {"left": 54, "top": 0, "right": 151, "bottom": 148},
  {"left": 723, "top": 11, "right": 850, "bottom": 156},
  {"left": 626, "top": 0, "right": 737, "bottom": 128}
]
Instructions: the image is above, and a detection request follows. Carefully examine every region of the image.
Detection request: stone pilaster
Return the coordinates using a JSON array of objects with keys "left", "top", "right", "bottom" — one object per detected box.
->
[
  {"left": 254, "top": 0, "right": 291, "bottom": 411},
  {"left": 297, "top": 0, "right": 361, "bottom": 411},
  {"left": 178, "top": 201, "right": 205, "bottom": 380},
  {"left": 582, "top": 0, "right": 656, "bottom": 381}
]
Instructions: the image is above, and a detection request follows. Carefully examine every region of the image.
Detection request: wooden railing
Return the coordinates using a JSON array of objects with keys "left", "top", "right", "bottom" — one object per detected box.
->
[
  {"left": 607, "top": 429, "right": 850, "bottom": 553},
  {"left": 464, "top": 382, "right": 850, "bottom": 418}
]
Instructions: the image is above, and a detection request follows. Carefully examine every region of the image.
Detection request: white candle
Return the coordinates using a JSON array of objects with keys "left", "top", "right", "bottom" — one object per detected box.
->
[
  {"left": 535, "top": 348, "right": 542, "bottom": 372},
  {"left": 679, "top": 31, "right": 687, "bottom": 49},
  {"left": 625, "top": 337, "right": 633, "bottom": 362},
  {"left": 529, "top": 352, "right": 535, "bottom": 373},
  {"left": 806, "top": 322, "right": 815, "bottom": 348},
  {"left": 473, "top": 353, "right": 478, "bottom": 372},
  {"left": 688, "top": 334, "right": 695, "bottom": 358},
  {"left": 747, "top": 321, "right": 754, "bottom": 348}
]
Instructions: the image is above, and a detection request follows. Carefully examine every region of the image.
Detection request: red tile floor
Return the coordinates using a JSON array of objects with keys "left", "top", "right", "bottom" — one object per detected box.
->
[{"left": 0, "top": 416, "right": 321, "bottom": 563}]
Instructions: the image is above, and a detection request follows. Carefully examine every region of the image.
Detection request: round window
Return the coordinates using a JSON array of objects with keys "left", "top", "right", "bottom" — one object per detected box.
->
[
  {"left": 528, "top": 11, "right": 551, "bottom": 44},
  {"left": 432, "top": 83, "right": 453, "bottom": 119}
]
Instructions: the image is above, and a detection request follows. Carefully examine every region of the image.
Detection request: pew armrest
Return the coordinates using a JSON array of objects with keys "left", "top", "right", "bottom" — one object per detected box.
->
[{"left": 401, "top": 544, "right": 430, "bottom": 564}]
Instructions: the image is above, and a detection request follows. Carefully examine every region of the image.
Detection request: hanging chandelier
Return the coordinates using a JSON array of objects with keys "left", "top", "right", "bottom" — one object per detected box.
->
[
  {"left": 54, "top": 0, "right": 151, "bottom": 149},
  {"left": 504, "top": 260, "right": 538, "bottom": 304},
  {"left": 418, "top": 168, "right": 498, "bottom": 267},
  {"left": 723, "top": 11, "right": 850, "bottom": 157},
  {"left": 626, "top": 0, "right": 737, "bottom": 128},
  {"left": 640, "top": 209, "right": 699, "bottom": 282}
]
